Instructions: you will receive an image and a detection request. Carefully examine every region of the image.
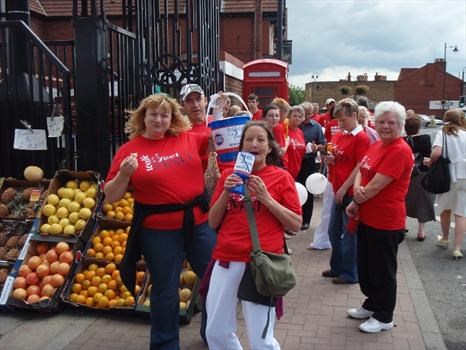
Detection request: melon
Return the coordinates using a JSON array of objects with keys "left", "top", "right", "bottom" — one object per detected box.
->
[{"left": 24, "top": 166, "right": 44, "bottom": 182}]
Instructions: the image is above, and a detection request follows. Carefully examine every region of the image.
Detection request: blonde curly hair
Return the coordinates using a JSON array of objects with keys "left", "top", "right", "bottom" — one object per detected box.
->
[{"left": 126, "top": 94, "right": 191, "bottom": 139}]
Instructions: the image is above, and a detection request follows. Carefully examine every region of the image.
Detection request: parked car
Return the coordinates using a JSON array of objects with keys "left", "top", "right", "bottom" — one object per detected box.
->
[{"left": 418, "top": 114, "right": 444, "bottom": 127}]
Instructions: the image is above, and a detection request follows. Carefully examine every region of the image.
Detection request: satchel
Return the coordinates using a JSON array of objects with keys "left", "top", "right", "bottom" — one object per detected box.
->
[
  {"left": 204, "top": 151, "right": 220, "bottom": 199},
  {"left": 421, "top": 132, "right": 451, "bottom": 194},
  {"left": 243, "top": 186, "right": 296, "bottom": 298}
]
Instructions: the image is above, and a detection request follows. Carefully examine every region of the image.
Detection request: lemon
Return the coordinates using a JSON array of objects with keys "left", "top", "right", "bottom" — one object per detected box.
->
[
  {"left": 49, "top": 223, "right": 63, "bottom": 235},
  {"left": 66, "top": 180, "right": 78, "bottom": 189},
  {"left": 79, "top": 180, "right": 91, "bottom": 192},
  {"left": 42, "top": 204, "right": 56, "bottom": 217},
  {"left": 40, "top": 223, "right": 51, "bottom": 234},
  {"left": 56, "top": 207, "right": 69, "bottom": 219},
  {"left": 68, "top": 212, "right": 80, "bottom": 224},
  {"left": 68, "top": 201, "right": 81, "bottom": 213},
  {"left": 48, "top": 215, "right": 59, "bottom": 225},
  {"left": 63, "top": 225, "right": 76, "bottom": 236},
  {"left": 75, "top": 219, "right": 86, "bottom": 231},
  {"left": 47, "top": 194, "right": 60, "bottom": 206},
  {"left": 59, "top": 218, "right": 70, "bottom": 227},
  {"left": 58, "top": 198, "right": 71, "bottom": 208},
  {"left": 79, "top": 207, "right": 92, "bottom": 220},
  {"left": 82, "top": 197, "right": 95, "bottom": 209}
]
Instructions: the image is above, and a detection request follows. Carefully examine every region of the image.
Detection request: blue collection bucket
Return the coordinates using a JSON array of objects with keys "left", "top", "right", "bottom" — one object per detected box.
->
[{"left": 208, "top": 115, "right": 251, "bottom": 162}]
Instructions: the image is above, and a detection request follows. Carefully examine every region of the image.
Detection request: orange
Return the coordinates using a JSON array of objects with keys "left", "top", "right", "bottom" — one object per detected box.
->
[
  {"left": 116, "top": 298, "right": 125, "bottom": 307},
  {"left": 118, "top": 233, "right": 128, "bottom": 243},
  {"left": 116, "top": 228, "right": 125, "bottom": 235},
  {"left": 103, "top": 203, "right": 113, "bottom": 213},
  {"left": 106, "top": 210, "right": 115, "bottom": 219},
  {"left": 100, "top": 229, "right": 110, "bottom": 239},
  {"left": 102, "top": 245, "right": 113, "bottom": 255},
  {"left": 136, "top": 271, "right": 145, "bottom": 284},
  {"left": 95, "top": 267, "right": 106, "bottom": 277},
  {"left": 91, "top": 236, "right": 102, "bottom": 246},
  {"left": 120, "top": 286, "right": 129, "bottom": 295},
  {"left": 85, "top": 297, "right": 94, "bottom": 308},
  {"left": 122, "top": 207, "right": 132, "bottom": 215},
  {"left": 84, "top": 270, "right": 96, "bottom": 280},
  {"left": 107, "top": 280, "right": 118, "bottom": 291},
  {"left": 114, "top": 254, "right": 123, "bottom": 263},
  {"left": 91, "top": 276, "right": 101, "bottom": 287},
  {"left": 111, "top": 270, "right": 120, "bottom": 280},
  {"left": 76, "top": 294, "right": 86, "bottom": 304},
  {"left": 93, "top": 292, "right": 103, "bottom": 304},
  {"left": 113, "top": 246, "right": 123, "bottom": 255},
  {"left": 105, "top": 263, "right": 117, "bottom": 274},
  {"left": 88, "top": 263, "right": 98, "bottom": 271},
  {"left": 101, "top": 274, "right": 112, "bottom": 284},
  {"left": 111, "top": 233, "right": 120, "bottom": 242},
  {"left": 95, "top": 252, "right": 104, "bottom": 259},
  {"left": 123, "top": 192, "right": 132, "bottom": 199},
  {"left": 135, "top": 285, "right": 141, "bottom": 295},
  {"left": 104, "top": 289, "right": 116, "bottom": 300},
  {"left": 72, "top": 283, "right": 82, "bottom": 294},
  {"left": 124, "top": 213, "right": 133, "bottom": 222},
  {"left": 119, "top": 199, "right": 130, "bottom": 207},
  {"left": 127, "top": 198, "right": 134, "bottom": 205},
  {"left": 103, "top": 237, "right": 113, "bottom": 246},
  {"left": 94, "top": 242, "right": 104, "bottom": 252},
  {"left": 126, "top": 226, "right": 131, "bottom": 233},
  {"left": 104, "top": 252, "right": 115, "bottom": 261},
  {"left": 114, "top": 212, "right": 125, "bottom": 221},
  {"left": 69, "top": 293, "right": 79, "bottom": 302},
  {"left": 98, "top": 283, "right": 108, "bottom": 294},
  {"left": 86, "top": 248, "right": 96, "bottom": 257},
  {"left": 87, "top": 286, "right": 98, "bottom": 296},
  {"left": 108, "top": 299, "right": 118, "bottom": 308},
  {"left": 97, "top": 296, "right": 109, "bottom": 308},
  {"left": 111, "top": 240, "right": 121, "bottom": 249},
  {"left": 74, "top": 273, "right": 85, "bottom": 283},
  {"left": 124, "top": 296, "right": 135, "bottom": 306},
  {"left": 82, "top": 279, "right": 91, "bottom": 290},
  {"left": 79, "top": 290, "right": 88, "bottom": 298}
]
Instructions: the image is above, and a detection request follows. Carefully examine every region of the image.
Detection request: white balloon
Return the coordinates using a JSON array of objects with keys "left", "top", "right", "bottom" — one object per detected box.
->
[
  {"left": 295, "top": 182, "right": 308, "bottom": 206},
  {"left": 305, "top": 173, "right": 328, "bottom": 195}
]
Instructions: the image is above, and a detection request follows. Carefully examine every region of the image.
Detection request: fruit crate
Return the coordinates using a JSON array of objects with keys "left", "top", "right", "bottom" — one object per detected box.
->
[
  {"left": 135, "top": 260, "right": 200, "bottom": 324},
  {"left": 101, "top": 191, "right": 134, "bottom": 223},
  {"left": 62, "top": 257, "right": 146, "bottom": 313},
  {"left": 37, "top": 170, "right": 103, "bottom": 243},
  {"left": 0, "top": 220, "right": 35, "bottom": 264},
  {"left": 0, "top": 261, "right": 13, "bottom": 309},
  {"left": 82, "top": 219, "right": 130, "bottom": 264},
  {"left": 0, "top": 178, "right": 50, "bottom": 220},
  {"left": 6, "top": 239, "right": 79, "bottom": 312}
]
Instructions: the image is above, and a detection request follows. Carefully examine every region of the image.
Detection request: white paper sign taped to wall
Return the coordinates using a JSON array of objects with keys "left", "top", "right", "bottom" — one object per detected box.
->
[
  {"left": 46, "top": 116, "right": 64, "bottom": 137},
  {"left": 13, "top": 129, "right": 48, "bottom": 150}
]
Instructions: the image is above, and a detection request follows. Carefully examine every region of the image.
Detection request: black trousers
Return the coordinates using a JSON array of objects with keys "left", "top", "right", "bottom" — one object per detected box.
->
[
  {"left": 296, "top": 157, "right": 319, "bottom": 225},
  {"left": 357, "top": 222, "right": 402, "bottom": 323}
]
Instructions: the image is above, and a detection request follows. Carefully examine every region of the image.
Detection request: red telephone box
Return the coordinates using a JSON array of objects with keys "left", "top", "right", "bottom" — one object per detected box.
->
[{"left": 242, "top": 58, "right": 289, "bottom": 107}]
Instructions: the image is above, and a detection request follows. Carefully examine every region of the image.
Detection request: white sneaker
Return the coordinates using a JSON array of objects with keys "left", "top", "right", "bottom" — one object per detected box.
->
[
  {"left": 359, "top": 317, "right": 393, "bottom": 333},
  {"left": 347, "top": 307, "right": 374, "bottom": 319}
]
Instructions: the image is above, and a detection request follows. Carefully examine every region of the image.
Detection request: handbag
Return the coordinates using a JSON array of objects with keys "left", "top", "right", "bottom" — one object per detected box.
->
[
  {"left": 421, "top": 132, "right": 451, "bottom": 194},
  {"left": 243, "top": 185, "right": 297, "bottom": 298},
  {"left": 204, "top": 151, "right": 221, "bottom": 199}
]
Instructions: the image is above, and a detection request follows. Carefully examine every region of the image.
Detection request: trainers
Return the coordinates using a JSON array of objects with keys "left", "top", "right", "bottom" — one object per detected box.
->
[
  {"left": 436, "top": 236, "right": 449, "bottom": 249},
  {"left": 322, "top": 269, "right": 338, "bottom": 278},
  {"left": 347, "top": 307, "right": 374, "bottom": 319},
  {"left": 452, "top": 250, "right": 463, "bottom": 260},
  {"left": 359, "top": 317, "right": 393, "bottom": 333}
]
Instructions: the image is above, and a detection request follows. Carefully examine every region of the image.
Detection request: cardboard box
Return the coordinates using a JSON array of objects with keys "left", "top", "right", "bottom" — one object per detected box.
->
[
  {"left": 0, "top": 178, "right": 50, "bottom": 220},
  {"left": 38, "top": 170, "right": 102, "bottom": 242},
  {"left": 6, "top": 239, "right": 79, "bottom": 312}
]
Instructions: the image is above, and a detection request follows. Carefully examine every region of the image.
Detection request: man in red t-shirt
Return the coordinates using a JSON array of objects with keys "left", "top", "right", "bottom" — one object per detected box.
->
[
  {"left": 318, "top": 98, "right": 335, "bottom": 128},
  {"left": 323, "top": 98, "right": 370, "bottom": 285},
  {"left": 247, "top": 93, "right": 263, "bottom": 120},
  {"left": 180, "top": 84, "right": 211, "bottom": 136}
]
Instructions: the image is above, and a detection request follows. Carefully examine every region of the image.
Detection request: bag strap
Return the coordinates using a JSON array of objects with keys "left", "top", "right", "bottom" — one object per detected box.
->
[
  {"left": 442, "top": 131, "right": 449, "bottom": 159},
  {"left": 243, "top": 184, "right": 262, "bottom": 253}
]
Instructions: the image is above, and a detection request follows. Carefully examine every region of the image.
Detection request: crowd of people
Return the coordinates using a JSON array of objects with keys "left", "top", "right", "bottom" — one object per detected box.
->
[{"left": 103, "top": 84, "right": 465, "bottom": 349}]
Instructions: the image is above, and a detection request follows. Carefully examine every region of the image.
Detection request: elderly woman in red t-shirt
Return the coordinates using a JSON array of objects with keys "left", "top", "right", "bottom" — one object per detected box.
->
[
  {"left": 104, "top": 94, "right": 216, "bottom": 348},
  {"left": 206, "top": 121, "right": 302, "bottom": 350},
  {"left": 346, "top": 101, "right": 413, "bottom": 334}
]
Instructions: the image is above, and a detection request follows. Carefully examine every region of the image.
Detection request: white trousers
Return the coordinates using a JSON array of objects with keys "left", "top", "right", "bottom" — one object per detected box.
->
[
  {"left": 206, "top": 261, "right": 281, "bottom": 350},
  {"left": 310, "top": 181, "right": 334, "bottom": 249}
]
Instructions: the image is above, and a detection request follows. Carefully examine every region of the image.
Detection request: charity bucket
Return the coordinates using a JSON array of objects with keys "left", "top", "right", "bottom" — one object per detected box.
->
[{"left": 208, "top": 115, "right": 251, "bottom": 162}]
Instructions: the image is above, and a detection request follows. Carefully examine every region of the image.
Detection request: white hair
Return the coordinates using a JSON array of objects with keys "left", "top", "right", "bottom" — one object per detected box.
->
[{"left": 374, "top": 101, "right": 406, "bottom": 129}]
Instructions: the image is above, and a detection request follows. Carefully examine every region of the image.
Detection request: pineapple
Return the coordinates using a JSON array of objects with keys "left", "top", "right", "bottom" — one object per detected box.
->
[
  {"left": 0, "top": 187, "right": 17, "bottom": 204},
  {"left": 0, "top": 203, "right": 9, "bottom": 217}
]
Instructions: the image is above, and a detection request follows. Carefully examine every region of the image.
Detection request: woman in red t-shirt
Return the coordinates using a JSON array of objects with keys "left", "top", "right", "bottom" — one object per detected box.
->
[
  {"left": 346, "top": 101, "right": 413, "bottom": 334},
  {"left": 286, "top": 105, "right": 306, "bottom": 179},
  {"left": 206, "top": 121, "right": 302, "bottom": 350},
  {"left": 263, "top": 104, "right": 288, "bottom": 168},
  {"left": 104, "top": 94, "right": 216, "bottom": 349}
]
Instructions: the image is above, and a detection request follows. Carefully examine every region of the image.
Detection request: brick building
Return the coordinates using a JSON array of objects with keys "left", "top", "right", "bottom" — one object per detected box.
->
[{"left": 394, "top": 59, "right": 463, "bottom": 116}]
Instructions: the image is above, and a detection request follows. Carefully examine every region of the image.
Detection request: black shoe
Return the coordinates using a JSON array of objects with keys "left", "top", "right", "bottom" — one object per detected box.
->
[
  {"left": 322, "top": 269, "right": 339, "bottom": 278},
  {"left": 301, "top": 223, "right": 310, "bottom": 231},
  {"left": 332, "top": 276, "right": 357, "bottom": 284}
]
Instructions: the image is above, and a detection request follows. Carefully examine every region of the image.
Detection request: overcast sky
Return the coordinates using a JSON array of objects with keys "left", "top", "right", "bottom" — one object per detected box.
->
[{"left": 287, "top": 0, "right": 466, "bottom": 87}]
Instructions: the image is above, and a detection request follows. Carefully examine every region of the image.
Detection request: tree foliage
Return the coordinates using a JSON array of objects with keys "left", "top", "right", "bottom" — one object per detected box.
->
[{"left": 289, "top": 84, "right": 305, "bottom": 105}]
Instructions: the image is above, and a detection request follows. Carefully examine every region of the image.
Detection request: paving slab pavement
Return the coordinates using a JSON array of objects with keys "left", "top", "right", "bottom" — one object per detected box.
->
[{"left": 0, "top": 198, "right": 446, "bottom": 350}]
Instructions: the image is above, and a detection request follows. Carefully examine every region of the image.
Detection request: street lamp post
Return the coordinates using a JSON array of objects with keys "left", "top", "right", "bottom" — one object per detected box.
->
[{"left": 442, "top": 42, "right": 459, "bottom": 105}]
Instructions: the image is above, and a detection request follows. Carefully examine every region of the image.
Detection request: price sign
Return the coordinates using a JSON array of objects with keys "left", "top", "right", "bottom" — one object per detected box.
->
[
  {"left": 13, "top": 129, "right": 47, "bottom": 150},
  {"left": 46, "top": 116, "right": 64, "bottom": 137}
]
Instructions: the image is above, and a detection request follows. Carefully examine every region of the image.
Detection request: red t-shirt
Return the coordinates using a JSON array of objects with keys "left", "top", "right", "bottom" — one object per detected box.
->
[
  {"left": 273, "top": 124, "right": 289, "bottom": 168},
  {"left": 191, "top": 121, "right": 212, "bottom": 171},
  {"left": 211, "top": 166, "right": 302, "bottom": 262},
  {"left": 286, "top": 128, "right": 306, "bottom": 179},
  {"left": 105, "top": 132, "right": 210, "bottom": 230},
  {"left": 318, "top": 112, "right": 331, "bottom": 128},
  {"left": 310, "top": 113, "right": 321, "bottom": 122},
  {"left": 358, "top": 138, "right": 414, "bottom": 230},
  {"left": 324, "top": 119, "right": 340, "bottom": 142},
  {"left": 328, "top": 127, "right": 370, "bottom": 196},
  {"left": 252, "top": 109, "right": 263, "bottom": 121}
]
